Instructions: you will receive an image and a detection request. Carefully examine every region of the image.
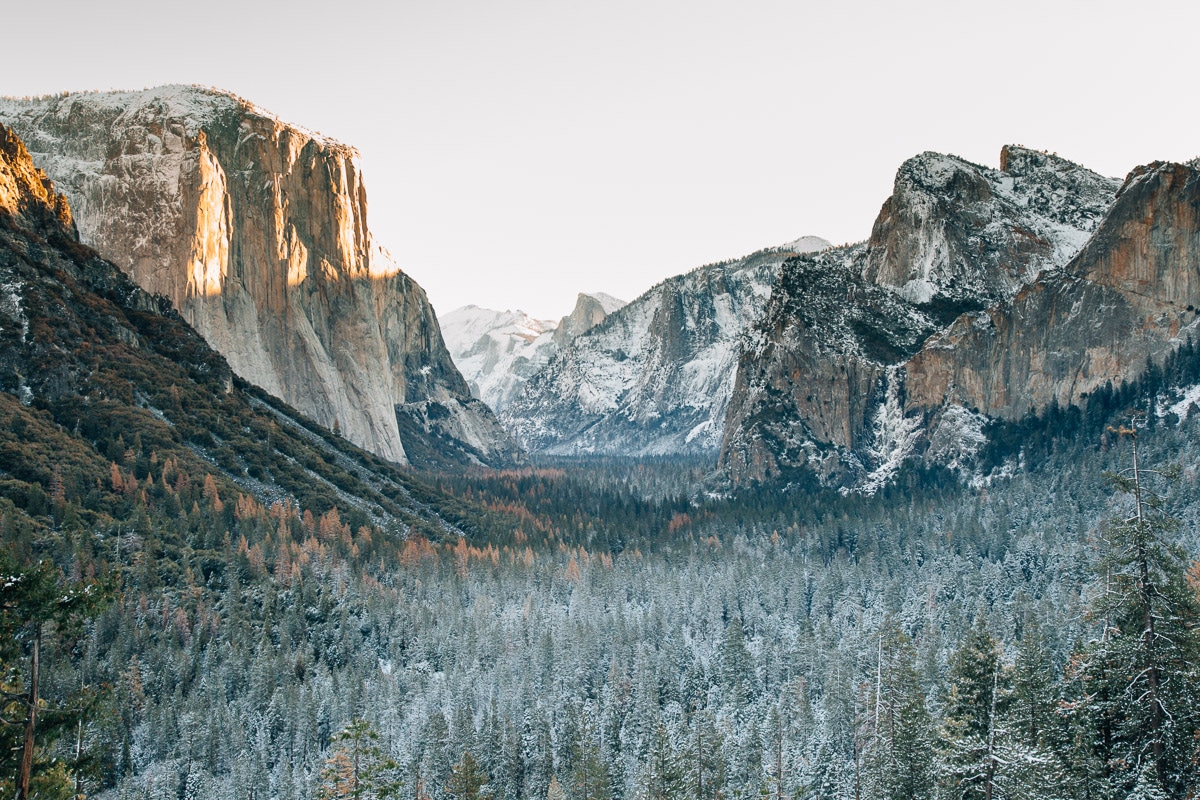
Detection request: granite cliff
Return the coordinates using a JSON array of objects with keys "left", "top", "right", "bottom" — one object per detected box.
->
[
  {"left": 0, "top": 121, "right": 485, "bottom": 527},
  {"left": 0, "top": 86, "right": 519, "bottom": 468},
  {"left": 720, "top": 147, "right": 1122, "bottom": 486},
  {"left": 903, "top": 159, "right": 1200, "bottom": 428}
]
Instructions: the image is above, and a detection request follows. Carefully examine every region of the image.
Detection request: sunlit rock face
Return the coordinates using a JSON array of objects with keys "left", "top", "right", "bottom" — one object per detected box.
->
[
  {"left": 719, "top": 147, "right": 1121, "bottom": 486},
  {"left": 0, "top": 86, "right": 519, "bottom": 468},
  {"left": 903, "top": 159, "right": 1200, "bottom": 423},
  {"left": 0, "top": 124, "right": 75, "bottom": 237}
]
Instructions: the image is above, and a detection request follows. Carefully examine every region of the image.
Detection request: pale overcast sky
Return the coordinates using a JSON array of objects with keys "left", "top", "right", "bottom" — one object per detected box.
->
[{"left": 5, "top": 0, "right": 1199, "bottom": 319}]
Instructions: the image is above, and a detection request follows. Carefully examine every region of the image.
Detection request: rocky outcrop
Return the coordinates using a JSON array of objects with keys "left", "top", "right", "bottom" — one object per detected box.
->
[
  {"left": 502, "top": 240, "right": 829, "bottom": 456},
  {"left": 0, "top": 124, "right": 75, "bottom": 237},
  {"left": 863, "top": 146, "right": 1117, "bottom": 312},
  {"left": 552, "top": 292, "right": 625, "bottom": 348},
  {"left": 720, "top": 147, "right": 1120, "bottom": 485},
  {"left": 903, "top": 160, "right": 1200, "bottom": 423},
  {"left": 718, "top": 245, "right": 939, "bottom": 484},
  {"left": 441, "top": 292, "right": 624, "bottom": 413},
  {"left": 0, "top": 86, "right": 519, "bottom": 468}
]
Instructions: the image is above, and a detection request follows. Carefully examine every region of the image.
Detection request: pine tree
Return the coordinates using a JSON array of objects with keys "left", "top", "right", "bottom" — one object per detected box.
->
[
  {"left": 568, "top": 723, "right": 612, "bottom": 800},
  {"left": 447, "top": 751, "right": 490, "bottom": 800},
  {"left": 685, "top": 708, "right": 726, "bottom": 800},
  {"left": 720, "top": 618, "right": 755, "bottom": 707},
  {"left": 0, "top": 550, "right": 111, "bottom": 800},
  {"left": 863, "top": 625, "right": 934, "bottom": 800},
  {"left": 938, "top": 619, "right": 1010, "bottom": 800},
  {"left": 317, "top": 718, "right": 402, "bottom": 800},
  {"left": 643, "top": 724, "right": 685, "bottom": 800},
  {"left": 1069, "top": 427, "right": 1200, "bottom": 798}
]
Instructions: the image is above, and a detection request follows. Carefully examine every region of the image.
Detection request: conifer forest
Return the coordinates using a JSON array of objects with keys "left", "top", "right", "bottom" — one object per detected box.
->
[{"left": 4, "top": 374, "right": 1200, "bottom": 799}]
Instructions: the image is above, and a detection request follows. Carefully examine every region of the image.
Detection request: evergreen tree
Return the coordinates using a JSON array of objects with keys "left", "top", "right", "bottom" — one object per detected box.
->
[
  {"left": 685, "top": 708, "right": 726, "bottom": 800},
  {"left": 447, "top": 751, "right": 490, "bottom": 800},
  {"left": 720, "top": 617, "right": 755, "bottom": 707},
  {"left": 938, "top": 619, "right": 1010, "bottom": 800},
  {"left": 0, "top": 550, "right": 110, "bottom": 800},
  {"left": 317, "top": 718, "right": 402, "bottom": 800},
  {"left": 642, "top": 724, "right": 685, "bottom": 800},
  {"left": 859, "top": 624, "right": 934, "bottom": 800},
  {"left": 568, "top": 723, "right": 612, "bottom": 800},
  {"left": 1069, "top": 428, "right": 1200, "bottom": 798}
]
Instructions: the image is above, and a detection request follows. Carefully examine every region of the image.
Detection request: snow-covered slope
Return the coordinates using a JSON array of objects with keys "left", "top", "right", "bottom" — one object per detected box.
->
[
  {"left": 863, "top": 146, "right": 1119, "bottom": 308},
  {"left": 441, "top": 292, "right": 625, "bottom": 412},
  {"left": 501, "top": 238, "right": 830, "bottom": 455},
  {"left": 440, "top": 306, "right": 557, "bottom": 412}
]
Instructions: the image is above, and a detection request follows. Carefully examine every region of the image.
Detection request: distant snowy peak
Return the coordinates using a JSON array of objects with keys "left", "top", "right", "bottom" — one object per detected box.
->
[
  {"left": 442, "top": 306, "right": 556, "bottom": 351},
  {"left": 441, "top": 292, "right": 624, "bottom": 414},
  {"left": 440, "top": 306, "right": 558, "bottom": 413},
  {"left": 776, "top": 235, "right": 832, "bottom": 254}
]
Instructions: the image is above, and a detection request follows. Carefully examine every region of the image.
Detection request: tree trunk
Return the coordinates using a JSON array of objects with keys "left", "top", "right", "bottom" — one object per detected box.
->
[
  {"left": 17, "top": 627, "right": 40, "bottom": 800},
  {"left": 1130, "top": 435, "right": 1165, "bottom": 787}
]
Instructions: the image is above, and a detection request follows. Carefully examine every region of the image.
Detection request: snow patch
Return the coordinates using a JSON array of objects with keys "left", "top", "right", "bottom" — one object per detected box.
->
[
  {"left": 855, "top": 368, "right": 922, "bottom": 496},
  {"left": 925, "top": 403, "right": 988, "bottom": 474},
  {"left": 1158, "top": 383, "right": 1200, "bottom": 422},
  {"left": 777, "top": 235, "right": 832, "bottom": 254}
]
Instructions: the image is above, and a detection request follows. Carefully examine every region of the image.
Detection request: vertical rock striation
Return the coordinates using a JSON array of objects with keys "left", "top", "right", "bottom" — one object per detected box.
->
[{"left": 0, "top": 86, "right": 519, "bottom": 468}]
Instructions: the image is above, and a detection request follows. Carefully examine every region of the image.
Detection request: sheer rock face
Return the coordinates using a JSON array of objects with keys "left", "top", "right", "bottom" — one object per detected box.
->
[
  {"left": 720, "top": 147, "right": 1120, "bottom": 485},
  {"left": 718, "top": 245, "right": 938, "bottom": 485},
  {"left": 903, "top": 160, "right": 1200, "bottom": 422},
  {"left": 552, "top": 292, "right": 625, "bottom": 348},
  {"left": 501, "top": 241, "right": 828, "bottom": 456},
  {"left": 0, "top": 87, "right": 519, "bottom": 468}
]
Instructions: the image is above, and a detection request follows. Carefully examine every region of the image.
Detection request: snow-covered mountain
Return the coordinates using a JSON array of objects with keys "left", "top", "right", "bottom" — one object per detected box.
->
[
  {"left": 720, "top": 146, "right": 1124, "bottom": 487},
  {"left": 440, "top": 292, "right": 625, "bottom": 413},
  {"left": 501, "top": 237, "right": 830, "bottom": 456}
]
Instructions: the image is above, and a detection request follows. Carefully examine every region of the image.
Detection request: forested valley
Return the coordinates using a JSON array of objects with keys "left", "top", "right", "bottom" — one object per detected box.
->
[
  {"left": 5, "top": 381, "right": 1200, "bottom": 800},
  {"left": 2, "top": 111, "right": 1199, "bottom": 799}
]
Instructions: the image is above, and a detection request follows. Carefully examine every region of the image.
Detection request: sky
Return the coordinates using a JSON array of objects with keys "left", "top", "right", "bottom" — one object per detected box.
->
[{"left": 5, "top": 0, "right": 1199, "bottom": 320}]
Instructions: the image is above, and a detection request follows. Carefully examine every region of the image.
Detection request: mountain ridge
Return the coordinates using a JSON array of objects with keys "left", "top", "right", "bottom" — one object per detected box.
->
[
  {"left": 501, "top": 237, "right": 830, "bottom": 456},
  {"left": 719, "top": 146, "right": 1122, "bottom": 486}
]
